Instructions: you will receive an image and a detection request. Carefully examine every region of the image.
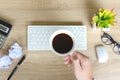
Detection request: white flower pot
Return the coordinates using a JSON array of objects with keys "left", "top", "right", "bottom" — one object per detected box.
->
[
  {"left": 102, "top": 28, "right": 110, "bottom": 31},
  {"left": 92, "top": 23, "right": 110, "bottom": 31}
]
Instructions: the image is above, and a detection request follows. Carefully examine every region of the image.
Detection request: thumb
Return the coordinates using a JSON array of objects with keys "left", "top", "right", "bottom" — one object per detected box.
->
[
  {"left": 71, "top": 53, "right": 82, "bottom": 71},
  {"left": 73, "top": 59, "right": 82, "bottom": 71},
  {"left": 71, "top": 53, "right": 80, "bottom": 69}
]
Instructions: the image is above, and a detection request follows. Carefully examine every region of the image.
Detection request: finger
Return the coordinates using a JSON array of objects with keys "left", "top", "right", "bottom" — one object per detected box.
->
[
  {"left": 74, "top": 51, "right": 88, "bottom": 58},
  {"left": 67, "top": 60, "right": 73, "bottom": 67},
  {"left": 64, "top": 59, "right": 72, "bottom": 65},
  {"left": 74, "top": 51, "right": 88, "bottom": 61},
  {"left": 71, "top": 52, "right": 78, "bottom": 60},
  {"left": 67, "top": 64, "right": 72, "bottom": 67},
  {"left": 64, "top": 55, "right": 71, "bottom": 61},
  {"left": 72, "top": 52, "right": 82, "bottom": 69},
  {"left": 74, "top": 51, "right": 90, "bottom": 69}
]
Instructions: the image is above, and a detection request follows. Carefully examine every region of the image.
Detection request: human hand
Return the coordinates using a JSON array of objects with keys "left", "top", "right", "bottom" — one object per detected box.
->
[{"left": 64, "top": 51, "right": 93, "bottom": 80}]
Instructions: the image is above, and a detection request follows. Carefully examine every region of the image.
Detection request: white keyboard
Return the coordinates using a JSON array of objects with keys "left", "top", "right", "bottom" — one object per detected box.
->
[{"left": 28, "top": 25, "right": 87, "bottom": 50}]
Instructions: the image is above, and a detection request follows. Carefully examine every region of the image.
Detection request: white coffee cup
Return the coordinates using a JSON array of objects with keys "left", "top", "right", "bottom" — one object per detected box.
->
[{"left": 50, "top": 30, "right": 75, "bottom": 56}]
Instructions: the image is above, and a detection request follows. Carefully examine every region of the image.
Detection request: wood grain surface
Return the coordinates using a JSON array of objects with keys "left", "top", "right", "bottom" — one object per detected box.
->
[{"left": 0, "top": 0, "right": 120, "bottom": 80}]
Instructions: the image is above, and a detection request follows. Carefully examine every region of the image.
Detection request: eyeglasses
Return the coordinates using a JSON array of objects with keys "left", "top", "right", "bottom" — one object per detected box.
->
[{"left": 101, "top": 32, "right": 120, "bottom": 55}]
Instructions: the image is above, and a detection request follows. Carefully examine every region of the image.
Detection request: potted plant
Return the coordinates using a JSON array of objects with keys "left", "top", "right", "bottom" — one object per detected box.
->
[{"left": 92, "top": 8, "right": 116, "bottom": 31}]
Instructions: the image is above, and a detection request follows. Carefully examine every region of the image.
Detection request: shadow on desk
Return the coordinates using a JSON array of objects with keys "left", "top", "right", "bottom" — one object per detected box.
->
[{"left": 27, "top": 21, "right": 83, "bottom": 25}]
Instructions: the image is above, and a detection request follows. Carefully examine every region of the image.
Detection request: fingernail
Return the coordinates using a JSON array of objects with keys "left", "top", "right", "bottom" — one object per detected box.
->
[
  {"left": 67, "top": 65, "right": 71, "bottom": 67},
  {"left": 64, "top": 60, "right": 69, "bottom": 64}
]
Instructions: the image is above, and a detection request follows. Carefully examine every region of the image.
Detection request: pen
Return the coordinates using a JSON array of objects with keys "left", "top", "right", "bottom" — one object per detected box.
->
[{"left": 7, "top": 54, "right": 26, "bottom": 80}]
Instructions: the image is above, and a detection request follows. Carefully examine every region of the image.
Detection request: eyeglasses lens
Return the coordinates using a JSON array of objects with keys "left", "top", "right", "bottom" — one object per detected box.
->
[
  {"left": 113, "top": 45, "right": 120, "bottom": 55},
  {"left": 102, "top": 37, "right": 112, "bottom": 45}
]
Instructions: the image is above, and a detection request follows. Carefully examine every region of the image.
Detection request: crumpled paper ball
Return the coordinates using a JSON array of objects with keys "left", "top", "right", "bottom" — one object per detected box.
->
[
  {"left": 0, "top": 55, "right": 12, "bottom": 68},
  {"left": 0, "top": 43, "right": 23, "bottom": 69},
  {"left": 8, "top": 43, "right": 23, "bottom": 59}
]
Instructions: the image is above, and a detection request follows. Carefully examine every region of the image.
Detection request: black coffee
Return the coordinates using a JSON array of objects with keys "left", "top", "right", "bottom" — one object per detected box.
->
[{"left": 52, "top": 33, "right": 73, "bottom": 54}]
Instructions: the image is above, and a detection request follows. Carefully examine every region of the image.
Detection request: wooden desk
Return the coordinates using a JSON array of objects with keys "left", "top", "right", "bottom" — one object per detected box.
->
[{"left": 0, "top": 0, "right": 120, "bottom": 80}]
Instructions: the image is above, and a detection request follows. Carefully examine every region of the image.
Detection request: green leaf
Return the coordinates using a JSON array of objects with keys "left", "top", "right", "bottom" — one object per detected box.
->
[
  {"left": 103, "top": 11, "right": 111, "bottom": 19},
  {"left": 92, "top": 15, "right": 99, "bottom": 23},
  {"left": 92, "top": 8, "right": 116, "bottom": 29}
]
